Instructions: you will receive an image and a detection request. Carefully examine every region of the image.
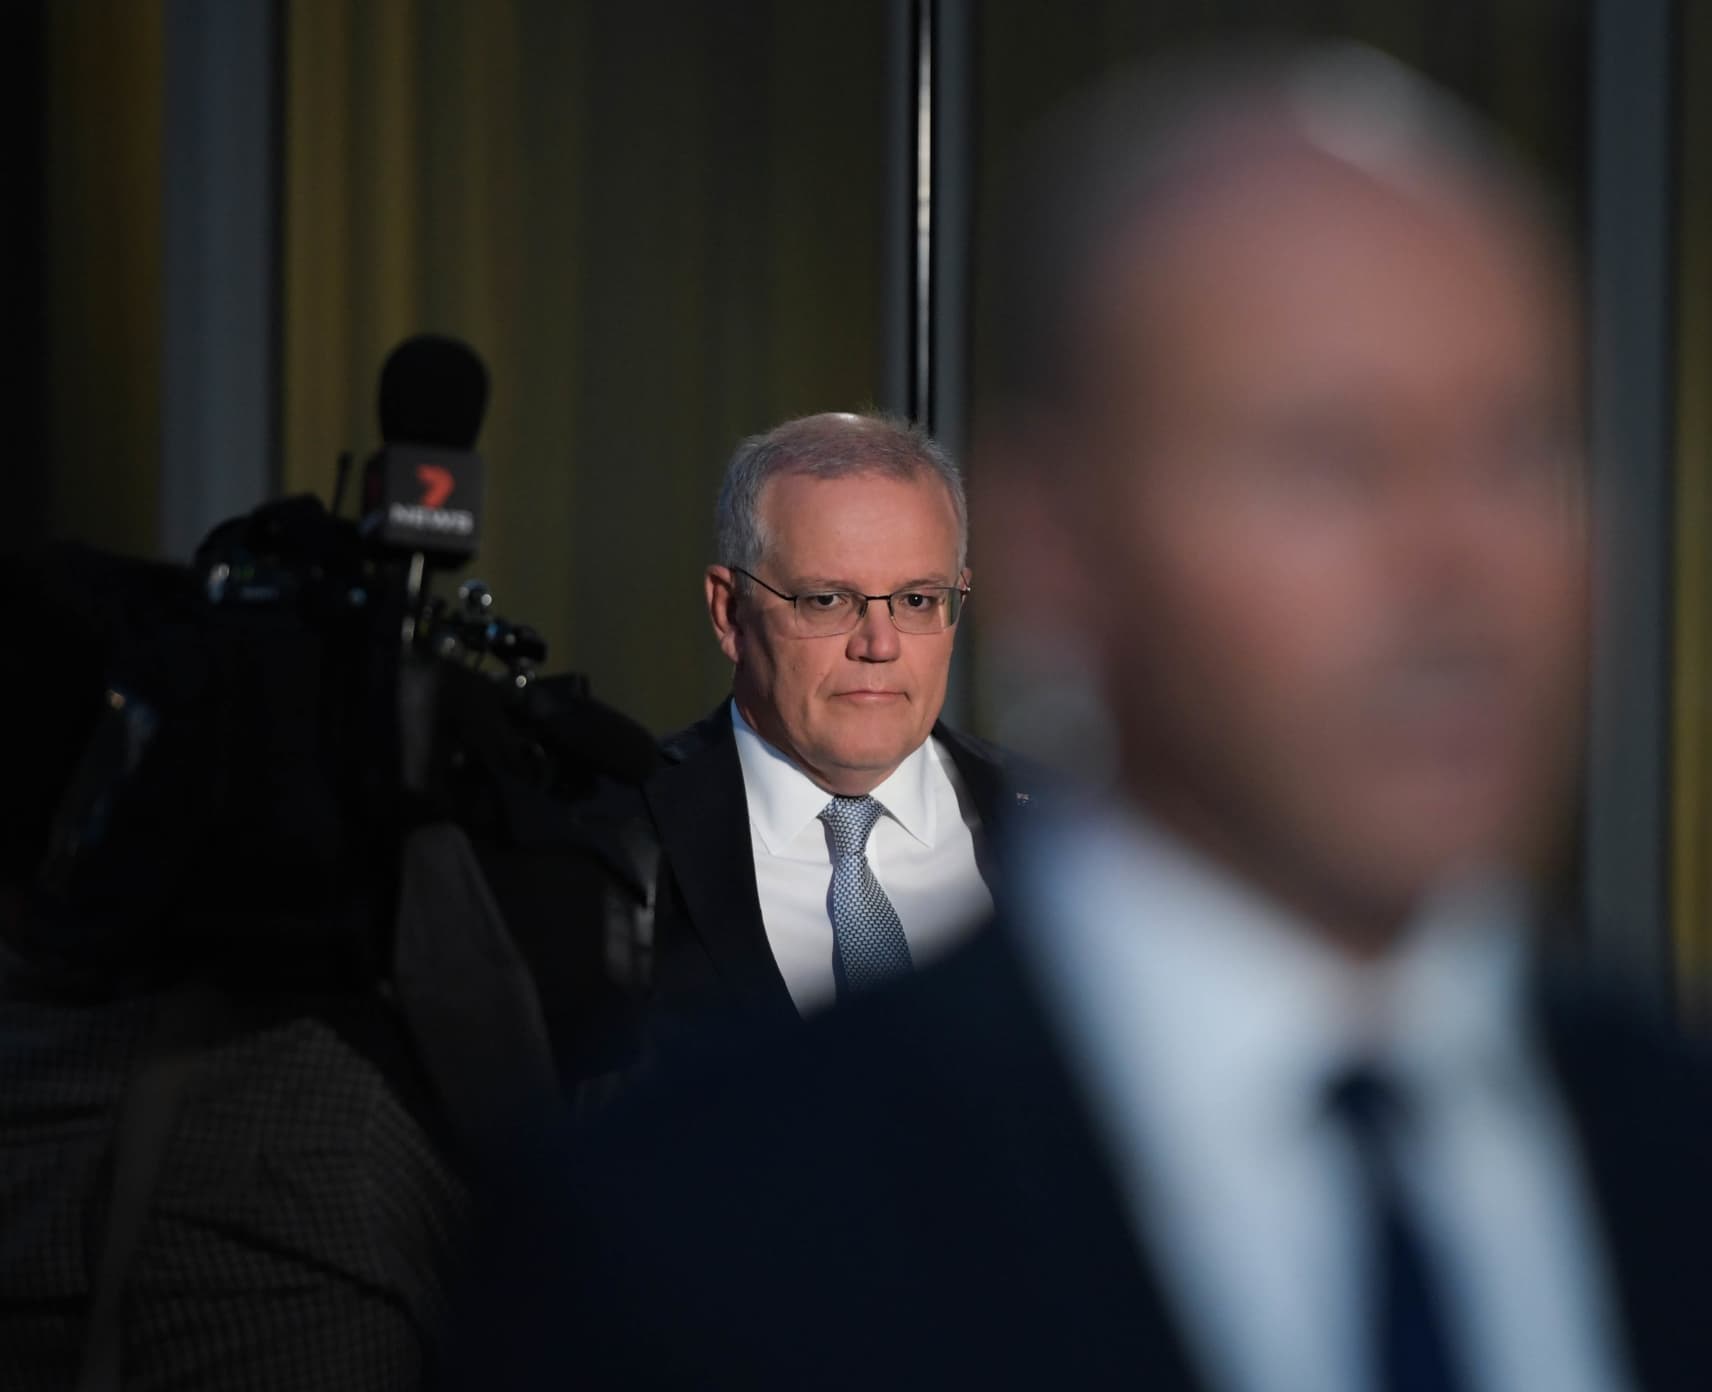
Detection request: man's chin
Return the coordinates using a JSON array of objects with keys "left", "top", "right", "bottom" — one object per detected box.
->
[
  {"left": 1296, "top": 821, "right": 1535, "bottom": 931},
  {"left": 806, "top": 736, "right": 923, "bottom": 792}
]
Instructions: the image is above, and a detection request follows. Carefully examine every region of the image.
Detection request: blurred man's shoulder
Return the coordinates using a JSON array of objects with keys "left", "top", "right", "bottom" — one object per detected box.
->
[
  {"left": 465, "top": 924, "right": 1173, "bottom": 1388},
  {"left": 931, "top": 721, "right": 1061, "bottom": 821},
  {"left": 589, "top": 921, "right": 1036, "bottom": 1148},
  {"left": 1538, "top": 966, "right": 1712, "bottom": 1130}
]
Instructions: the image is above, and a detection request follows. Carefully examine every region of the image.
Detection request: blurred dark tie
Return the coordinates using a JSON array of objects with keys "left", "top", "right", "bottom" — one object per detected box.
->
[{"left": 1326, "top": 1066, "right": 1470, "bottom": 1392}]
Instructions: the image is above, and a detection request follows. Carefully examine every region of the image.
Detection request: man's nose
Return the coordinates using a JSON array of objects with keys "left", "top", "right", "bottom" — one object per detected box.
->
[{"left": 846, "top": 599, "right": 901, "bottom": 661}]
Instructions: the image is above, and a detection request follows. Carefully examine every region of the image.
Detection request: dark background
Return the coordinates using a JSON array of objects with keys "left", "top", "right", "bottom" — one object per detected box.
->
[{"left": 10, "top": 0, "right": 1712, "bottom": 1003}]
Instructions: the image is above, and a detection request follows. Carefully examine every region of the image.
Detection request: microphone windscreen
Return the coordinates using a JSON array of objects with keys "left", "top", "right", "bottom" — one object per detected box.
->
[{"left": 378, "top": 334, "right": 490, "bottom": 449}]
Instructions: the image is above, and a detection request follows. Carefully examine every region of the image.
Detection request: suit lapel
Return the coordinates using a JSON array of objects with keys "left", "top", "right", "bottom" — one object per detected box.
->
[
  {"left": 645, "top": 707, "right": 797, "bottom": 1027},
  {"left": 933, "top": 722, "right": 1008, "bottom": 823},
  {"left": 933, "top": 721, "right": 1029, "bottom": 892},
  {"left": 917, "top": 925, "right": 1210, "bottom": 1387},
  {"left": 1536, "top": 982, "right": 1712, "bottom": 1391}
]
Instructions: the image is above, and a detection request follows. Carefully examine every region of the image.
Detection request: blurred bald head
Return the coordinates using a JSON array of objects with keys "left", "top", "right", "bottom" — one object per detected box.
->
[
  {"left": 979, "top": 45, "right": 1588, "bottom": 954},
  {"left": 986, "top": 43, "right": 1575, "bottom": 417}
]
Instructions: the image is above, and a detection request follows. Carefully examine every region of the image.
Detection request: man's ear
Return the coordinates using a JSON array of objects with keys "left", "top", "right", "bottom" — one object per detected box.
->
[{"left": 706, "top": 565, "right": 744, "bottom": 665}]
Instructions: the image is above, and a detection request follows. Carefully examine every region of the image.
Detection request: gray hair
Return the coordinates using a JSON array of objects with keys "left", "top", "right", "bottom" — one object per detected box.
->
[{"left": 714, "top": 412, "right": 968, "bottom": 574}]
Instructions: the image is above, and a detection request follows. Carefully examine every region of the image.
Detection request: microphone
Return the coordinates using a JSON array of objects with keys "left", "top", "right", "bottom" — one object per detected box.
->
[
  {"left": 379, "top": 334, "right": 489, "bottom": 449},
  {"left": 361, "top": 335, "right": 490, "bottom": 566}
]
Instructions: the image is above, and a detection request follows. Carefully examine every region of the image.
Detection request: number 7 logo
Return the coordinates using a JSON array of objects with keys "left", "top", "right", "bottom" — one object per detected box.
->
[{"left": 416, "top": 465, "right": 455, "bottom": 508}]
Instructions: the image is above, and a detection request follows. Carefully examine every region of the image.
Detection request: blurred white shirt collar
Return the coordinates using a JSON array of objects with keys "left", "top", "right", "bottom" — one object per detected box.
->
[{"left": 1013, "top": 801, "right": 1630, "bottom": 1392}]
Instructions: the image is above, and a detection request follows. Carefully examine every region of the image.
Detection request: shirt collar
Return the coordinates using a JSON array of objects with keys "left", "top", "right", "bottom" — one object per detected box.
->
[
  {"left": 1017, "top": 802, "right": 1536, "bottom": 1134},
  {"left": 730, "top": 699, "right": 940, "bottom": 853}
]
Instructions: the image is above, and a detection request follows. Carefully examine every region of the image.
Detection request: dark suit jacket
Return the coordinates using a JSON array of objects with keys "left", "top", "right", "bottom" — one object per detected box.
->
[
  {"left": 642, "top": 702, "right": 1030, "bottom": 1039},
  {"left": 466, "top": 922, "right": 1712, "bottom": 1391}
]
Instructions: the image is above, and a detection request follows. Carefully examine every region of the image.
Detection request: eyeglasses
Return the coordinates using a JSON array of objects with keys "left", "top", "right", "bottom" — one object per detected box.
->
[{"left": 731, "top": 567, "right": 970, "bottom": 637}]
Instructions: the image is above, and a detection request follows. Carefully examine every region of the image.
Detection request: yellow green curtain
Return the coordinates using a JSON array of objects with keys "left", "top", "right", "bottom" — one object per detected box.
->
[
  {"left": 43, "top": 0, "right": 164, "bottom": 555},
  {"left": 281, "top": 0, "right": 890, "bottom": 734}
]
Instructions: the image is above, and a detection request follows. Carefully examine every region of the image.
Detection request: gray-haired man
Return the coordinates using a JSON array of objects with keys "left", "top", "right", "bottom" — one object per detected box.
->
[{"left": 640, "top": 411, "right": 1024, "bottom": 1036}]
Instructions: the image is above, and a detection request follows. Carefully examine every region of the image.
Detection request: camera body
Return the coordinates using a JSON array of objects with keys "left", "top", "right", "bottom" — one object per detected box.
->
[
  {"left": 11, "top": 497, "right": 449, "bottom": 981},
  {"left": 9, "top": 432, "right": 651, "bottom": 1003}
]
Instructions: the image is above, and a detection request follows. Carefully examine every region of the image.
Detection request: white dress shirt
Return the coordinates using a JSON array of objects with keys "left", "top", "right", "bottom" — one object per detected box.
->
[
  {"left": 1013, "top": 804, "right": 1635, "bottom": 1392},
  {"left": 730, "top": 701, "right": 992, "bottom": 1016}
]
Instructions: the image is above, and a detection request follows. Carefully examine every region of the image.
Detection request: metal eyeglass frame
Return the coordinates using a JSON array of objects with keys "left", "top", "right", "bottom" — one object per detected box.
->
[{"left": 729, "top": 566, "right": 971, "bottom": 635}]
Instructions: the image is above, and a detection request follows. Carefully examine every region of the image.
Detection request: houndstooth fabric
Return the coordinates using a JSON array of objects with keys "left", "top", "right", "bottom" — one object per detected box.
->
[
  {"left": 818, "top": 795, "right": 913, "bottom": 1000},
  {"left": 0, "top": 969, "right": 467, "bottom": 1392}
]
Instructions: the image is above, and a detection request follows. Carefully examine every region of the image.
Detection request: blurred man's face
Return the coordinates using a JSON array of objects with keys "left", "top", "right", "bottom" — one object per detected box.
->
[
  {"left": 708, "top": 470, "right": 965, "bottom": 796},
  {"left": 1068, "top": 157, "right": 1586, "bottom": 945}
]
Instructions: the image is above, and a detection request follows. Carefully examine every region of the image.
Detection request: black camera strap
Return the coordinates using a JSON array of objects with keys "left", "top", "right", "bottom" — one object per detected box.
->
[
  {"left": 76, "top": 981, "right": 223, "bottom": 1392},
  {"left": 390, "top": 821, "right": 563, "bottom": 1166},
  {"left": 69, "top": 823, "right": 570, "bottom": 1390}
]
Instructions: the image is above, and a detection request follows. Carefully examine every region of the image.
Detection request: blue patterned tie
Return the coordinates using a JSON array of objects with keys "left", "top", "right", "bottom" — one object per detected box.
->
[{"left": 818, "top": 795, "right": 914, "bottom": 1000}]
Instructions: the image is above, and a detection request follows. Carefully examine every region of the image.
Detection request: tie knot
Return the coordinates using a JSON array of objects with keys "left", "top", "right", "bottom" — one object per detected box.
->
[
  {"left": 1324, "top": 1063, "right": 1411, "bottom": 1144},
  {"left": 819, "top": 794, "right": 886, "bottom": 857}
]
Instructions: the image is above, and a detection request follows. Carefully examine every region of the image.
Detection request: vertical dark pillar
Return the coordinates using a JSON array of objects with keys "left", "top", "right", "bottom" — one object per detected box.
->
[
  {"left": 881, "top": 0, "right": 921, "bottom": 419},
  {"left": 927, "top": 0, "right": 973, "bottom": 462},
  {"left": 1585, "top": 0, "right": 1677, "bottom": 990},
  {"left": 159, "top": 0, "right": 278, "bottom": 559}
]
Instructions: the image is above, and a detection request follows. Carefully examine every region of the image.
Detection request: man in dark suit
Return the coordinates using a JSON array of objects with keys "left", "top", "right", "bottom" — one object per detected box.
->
[
  {"left": 465, "top": 44, "right": 1712, "bottom": 1392},
  {"left": 640, "top": 413, "right": 1028, "bottom": 1041}
]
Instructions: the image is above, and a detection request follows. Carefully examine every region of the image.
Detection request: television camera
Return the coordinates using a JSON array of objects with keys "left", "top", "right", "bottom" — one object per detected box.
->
[{"left": 3, "top": 336, "right": 659, "bottom": 1084}]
